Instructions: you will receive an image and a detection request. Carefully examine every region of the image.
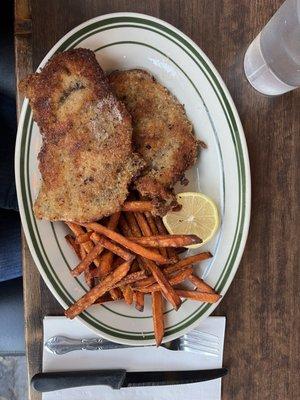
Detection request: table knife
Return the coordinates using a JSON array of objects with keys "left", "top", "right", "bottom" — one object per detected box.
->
[{"left": 31, "top": 368, "right": 228, "bottom": 392}]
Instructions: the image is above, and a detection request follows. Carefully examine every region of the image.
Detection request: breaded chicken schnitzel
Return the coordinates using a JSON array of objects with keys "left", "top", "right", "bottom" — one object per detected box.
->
[
  {"left": 20, "top": 49, "right": 143, "bottom": 222},
  {"left": 109, "top": 69, "right": 199, "bottom": 214}
]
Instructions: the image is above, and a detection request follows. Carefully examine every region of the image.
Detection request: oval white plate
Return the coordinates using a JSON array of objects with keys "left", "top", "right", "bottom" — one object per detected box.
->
[{"left": 15, "top": 12, "right": 250, "bottom": 345}]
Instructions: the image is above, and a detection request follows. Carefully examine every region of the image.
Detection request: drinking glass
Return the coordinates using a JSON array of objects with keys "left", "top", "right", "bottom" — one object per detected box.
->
[{"left": 244, "top": 0, "right": 300, "bottom": 95}]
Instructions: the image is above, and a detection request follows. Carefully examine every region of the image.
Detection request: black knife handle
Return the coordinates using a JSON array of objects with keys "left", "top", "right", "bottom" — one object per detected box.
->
[{"left": 31, "top": 369, "right": 126, "bottom": 393}]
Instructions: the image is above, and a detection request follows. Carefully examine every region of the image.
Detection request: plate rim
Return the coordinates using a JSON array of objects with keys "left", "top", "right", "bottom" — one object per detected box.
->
[{"left": 15, "top": 12, "right": 251, "bottom": 345}]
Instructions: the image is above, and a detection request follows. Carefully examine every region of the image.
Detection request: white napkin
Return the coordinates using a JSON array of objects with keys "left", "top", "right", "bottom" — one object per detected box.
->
[{"left": 43, "top": 316, "right": 226, "bottom": 400}]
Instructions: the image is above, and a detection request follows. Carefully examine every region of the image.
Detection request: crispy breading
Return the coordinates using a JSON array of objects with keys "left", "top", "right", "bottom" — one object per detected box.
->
[
  {"left": 20, "top": 49, "right": 143, "bottom": 222},
  {"left": 108, "top": 69, "right": 199, "bottom": 214}
]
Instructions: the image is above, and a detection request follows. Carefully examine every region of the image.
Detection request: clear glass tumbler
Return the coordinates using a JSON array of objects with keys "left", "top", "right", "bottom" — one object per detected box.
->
[{"left": 244, "top": 0, "right": 300, "bottom": 95}]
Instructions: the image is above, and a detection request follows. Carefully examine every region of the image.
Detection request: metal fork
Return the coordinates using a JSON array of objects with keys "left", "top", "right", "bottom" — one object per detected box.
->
[{"left": 45, "top": 327, "right": 220, "bottom": 357}]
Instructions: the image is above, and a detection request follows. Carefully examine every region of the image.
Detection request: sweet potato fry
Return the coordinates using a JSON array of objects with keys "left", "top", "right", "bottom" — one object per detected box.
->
[
  {"left": 189, "top": 274, "right": 216, "bottom": 294},
  {"left": 72, "top": 235, "right": 134, "bottom": 277},
  {"left": 111, "top": 271, "right": 147, "bottom": 288},
  {"left": 122, "top": 201, "right": 153, "bottom": 213},
  {"left": 109, "top": 287, "right": 123, "bottom": 300},
  {"left": 107, "top": 212, "right": 121, "bottom": 229},
  {"left": 65, "top": 261, "right": 131, "bottom": 319},
  {"left": 95, "top": 251, "right": 114, "bottom": 278},
  {"left": 145, "top": 212, "right": 168, "bottom": 258},
  {"left": 166, "top": 247, "right": 179, "bottom": 261},
  {"left": 133, "top": 213, "right": 164, "bottom": 259},
  {"left": 129, "top": 234, "right": 202, "bottom": 248},
  {"left": 134, "top": 291, "right": 144, "bottom": 312},
  {"left": 122, "top": 214, "right": 149, "bottom": 271},
  {"left": 134, "top": 212, "right": 152, "bottom": 236},
  {"left": 85, "top": 222, "right": 171, "bottom": 264},
  {"left": 154, "top": 216, "right": 179, "bottom": 259},
  {"left": 141, "top": 259, "right": 181, "bottom": 310},
  {"left": 118, "top": 214, "right": 132, "bottom": 236},
  {"left": 66, "top": 222, "right": 101, "bottom": 267},
  {"left": 134, "top": 252, "right": 212, "bottom": 288},
  {"left": 133, "top": 264, "right": 191, "bottom": 290},
  {"left": 132, "top": 275, "right": 156, "bottom": 289},
  {"left": 164, "top": 252, "right": 212, "bottom": 275},
  {"left": 121, "top": 285, "right": 134, "bottom": 305},
  {"left": 77, "top": 232, "right": 92, "bottom": 244},
  {"left": 125, "top": 213, "right": 142, "bottom": 237},
  {"left": 92, "top": 211, "right": 121, "bottom": 279},
  {"left": 66, "top": 222, "right": 85, "bottom": 237},
  {"left": 89, "top": 234, "right": 134, "bottom": 262},
  {"left": 87, "top": 213, "right": 120, "bottom": 267},
  {"left": 79, "top": 244, "right": 86, "bottom": 260},
  {"left": 84, "top": 269, "right": 94, "bottom": 289},
  {"left": 71, "top": 241, "right": 106, "bottom": 277},
  {"left": 76, "top": 244, "right": 94, "bottom": 288},
  {"left": 78, "top": 245, "right": 95, "bottom": 289},
  {"left": 176, "top": 289, "right": 221, "bottom": 303},
  {"left": 154, "top": 216, "right": 167, "bottom": 234},
  {"left": 96, "top": 250, "right": 124, "bottom": 299},
  {"left": 137, "top": 267, "right": 193, "bottom": 293},
  {"left": 167, "top": 266, "right": 193, "bottom": 285},
  {"left": 152, "top": 291, "right": 164, "bottom": 346},
  {"left": 144, "top": 211, "right": 159, "bottom": 235},
  {"left": 65, "top": 235, "right": 81, "bottom": 259},
  {"left": 173, "top": 268, "right": 193, "bottom": 283}
]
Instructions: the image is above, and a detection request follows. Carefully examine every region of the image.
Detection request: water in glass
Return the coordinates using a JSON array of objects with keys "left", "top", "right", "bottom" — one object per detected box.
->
[{"left": 244, "top": 0, "right": 300, "bottom": 95}]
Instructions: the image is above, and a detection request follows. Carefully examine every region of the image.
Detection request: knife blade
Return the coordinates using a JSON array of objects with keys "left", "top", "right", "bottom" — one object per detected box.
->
[{"left": 31, "top": 368, "right": 228, "bottom": 393}]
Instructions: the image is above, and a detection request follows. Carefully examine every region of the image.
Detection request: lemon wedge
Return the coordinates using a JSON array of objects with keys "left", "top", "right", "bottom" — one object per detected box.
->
[{"left": 163, "top": 192, "right": 220, "bottom": 248}]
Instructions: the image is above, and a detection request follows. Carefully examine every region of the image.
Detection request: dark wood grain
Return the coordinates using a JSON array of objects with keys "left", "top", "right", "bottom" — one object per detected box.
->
[
  {"left": 15, "top": 3, "right": 43, "bottom": 400},
  {"left": 15, "top": 1, "right": 299, "bottom": 399}
]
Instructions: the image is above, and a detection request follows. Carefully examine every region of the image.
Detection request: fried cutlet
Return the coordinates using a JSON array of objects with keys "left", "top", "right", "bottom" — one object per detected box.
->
[
  {"left": 109, "top": 69, "right": 199, "bottom": 214},
  {"left": 20, "top": 49, "right": 143, "bottom": 223}
]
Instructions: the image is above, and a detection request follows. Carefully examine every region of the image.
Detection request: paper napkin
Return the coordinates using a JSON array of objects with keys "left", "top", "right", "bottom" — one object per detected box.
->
[{"left": 42, "top": 316, "right": 226, "bottom": 400}]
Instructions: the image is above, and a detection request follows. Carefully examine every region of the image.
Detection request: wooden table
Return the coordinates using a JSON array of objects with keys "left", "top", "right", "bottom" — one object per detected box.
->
[{"left": 15, "top": 1, "right": 299, "bottom": 399}]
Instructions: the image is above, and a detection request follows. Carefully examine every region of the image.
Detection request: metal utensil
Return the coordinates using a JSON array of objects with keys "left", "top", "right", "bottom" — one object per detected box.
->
[
  {"left": 31, "top": 368, "right": 228, "bottom": 392},
  {"left": 46, "top": 328, "right": 220, "bottom": 357}
]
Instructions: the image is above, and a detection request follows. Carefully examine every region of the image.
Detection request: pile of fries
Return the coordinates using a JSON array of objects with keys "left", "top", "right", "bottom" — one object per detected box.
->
[{"left": 64, "top": 200, "right": 221, "bottom": 345}]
